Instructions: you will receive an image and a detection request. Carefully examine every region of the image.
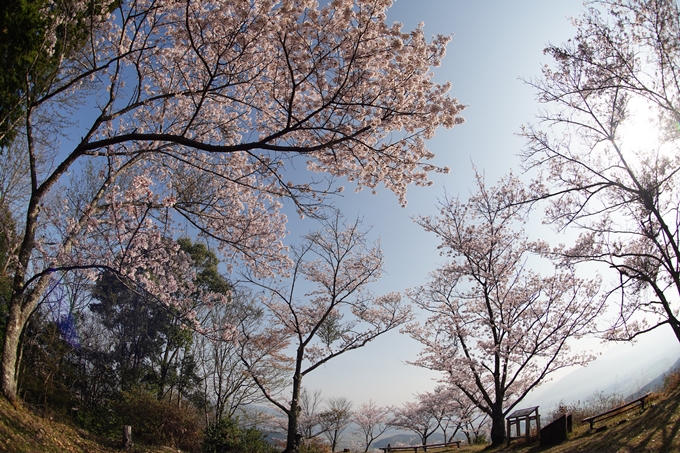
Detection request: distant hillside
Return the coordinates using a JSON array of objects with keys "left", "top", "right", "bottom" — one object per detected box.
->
[{"left": 628, "top": 356, "right": 680, "bottom": 400}]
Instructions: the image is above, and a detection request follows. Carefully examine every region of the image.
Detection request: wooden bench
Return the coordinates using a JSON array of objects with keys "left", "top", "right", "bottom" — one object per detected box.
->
[
  {"left": 379, "top": 441, "right": 461, "bottom": 452},
  {"left": 582, "top": 393, "right": 651, "bottom": 430}
]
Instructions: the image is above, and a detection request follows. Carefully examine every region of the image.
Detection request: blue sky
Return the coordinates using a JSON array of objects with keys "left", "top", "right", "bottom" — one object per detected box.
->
[{"left": 277, "top": 0, "right": 680, "bottom": 409}]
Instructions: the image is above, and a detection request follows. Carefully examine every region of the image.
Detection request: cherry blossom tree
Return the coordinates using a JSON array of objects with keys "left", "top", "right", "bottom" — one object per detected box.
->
[
  {"left": 447, "top": 387, "right": 488, "bottom": 445},
  {"left": 406, "top": 173, "right": 602, "bottom": 446},
  {"left": 426, "top": 384, "right": 488, "bottom": 445},
  {"left": 522, "top": 0, "right": 680, "bottom": 344},
  {"left": 192, "top": 287, "right": 282, "bottom": 422},
  {"left": 352, "top": 400, "right": 391, "bottom": 452},
  {"left": 240, "top": 214, "right": 412, "bottom": 453},
  {"left": 389, "top": 399, "right": 440, "bottom": 447},
  {"left": 298, "top": 388, "right": 328, "bottom": 443},
  {"left": 417, "top": 386, "right": 466, "bottom": 444},
  {"left": 320, "top": 396, "right": 353, "bottom": 452},
  {"left": 0, "top": 0, "right": 465, "bottom": 403}
]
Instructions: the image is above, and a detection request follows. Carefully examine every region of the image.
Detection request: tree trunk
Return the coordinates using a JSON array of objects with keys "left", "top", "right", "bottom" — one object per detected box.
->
[
  {"left": 490, "top": 411, "right": 506, "bottom": 446},
  {"left": 330, "top": 429, "right": 339, "bottom": 452},
  {"left": 2, "top": 202, "right": 51, "bottom": 404},
  {"left": 1, "top": 321, "right": 20, "bottom": 404},
  {"left": 284, "top": 372, "right": 303, "bottom": 453},
  {"left": 447, "top": 425, "right": 461, "bottom": 443},
  {"left": 1, "top": 300, "right": 30, "bottom": 404},
  {"left": 1, "top": 270, "right": 49, "bottom": 404}
]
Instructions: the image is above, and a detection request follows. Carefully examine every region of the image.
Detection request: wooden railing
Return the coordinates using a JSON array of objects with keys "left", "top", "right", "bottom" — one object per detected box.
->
[
  {"left": 378, "top": 441, "right": 461, "bottom": 452},
  {"left": 582, "top": 393, "right": 651, "bottom": 430}
]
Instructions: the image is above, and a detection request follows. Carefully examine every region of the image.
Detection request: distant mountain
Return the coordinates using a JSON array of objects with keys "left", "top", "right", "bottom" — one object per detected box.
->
[{"left": 628, "top": 356, "right": 680, "bottom": 400}]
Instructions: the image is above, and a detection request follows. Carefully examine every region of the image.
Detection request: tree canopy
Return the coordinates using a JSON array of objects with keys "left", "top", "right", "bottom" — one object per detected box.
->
[
  {"left": 523, "top": 0, "right": 680, "bottom": 343},
  {"left": 0, "top": 0, "right": 464, "bottom": 403}
]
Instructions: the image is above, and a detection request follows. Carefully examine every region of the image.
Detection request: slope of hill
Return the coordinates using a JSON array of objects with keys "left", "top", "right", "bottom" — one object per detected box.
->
[
  {"left": 628, "top": 356, "right": 680, "bottom": 400},
  {"left": 0, "top": 398, "right": 174, "bottom": 453},
  {"left": 498, "top": 375, "right": 680, "bottom": 453},
  {"left": 0, "top": 399, "right": 113, "bottom": 452}
]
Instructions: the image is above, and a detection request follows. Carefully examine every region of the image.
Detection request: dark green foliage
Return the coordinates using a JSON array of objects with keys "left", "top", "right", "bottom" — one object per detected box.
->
[
  {"left": 202, "top": 417, "right": 276, "bottom": 453},
  {"left": 115, "top": 389, "right": 204, "bottom": 452},
  {"left": 89, "top": 272, "right": 176, "bottom": 392},
  {"left": 472, "top": 434, "right": 488, "bottom": 445},
  {"left": 0, "top": 0, "right": 44, "bottom": 146},
  {"left": 0, "top": 0, "right": 108, "bottom": 148},
  {"left": 14, "top": 237, "right": 234, "bottom": 447},
  {"left": 0, "top": 203, "right": 15, "bottom": 341},
  {"left": 0, "top": 0, "right": 121, "bottom": 147},
  {"left": 74, "top": 402, "right": 123, "bottom": 439},
  {"left": 178, "top": 237, "right": 232, "bottom": 296},
  {"left": 17, "top": 315, "right": 79, "bottom": 411},
  {"left": 84, "top": 238, "right": 229, "bottom": 399},
  {"left": 88, "top": 270, "right": 200, "bottom": 399}
]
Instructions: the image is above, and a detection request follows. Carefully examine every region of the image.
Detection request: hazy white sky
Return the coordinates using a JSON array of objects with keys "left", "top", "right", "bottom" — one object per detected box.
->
[{"left": 277, "top": 0, "right": 680, "bottom": 410}]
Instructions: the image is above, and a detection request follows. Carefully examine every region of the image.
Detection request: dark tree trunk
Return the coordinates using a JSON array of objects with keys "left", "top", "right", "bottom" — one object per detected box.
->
[
  {"left": 284, "top": 372, "right": 303, "bottom": 453},
  {"left": 490, "top": 410, "right": 506, "bottom": 446}
]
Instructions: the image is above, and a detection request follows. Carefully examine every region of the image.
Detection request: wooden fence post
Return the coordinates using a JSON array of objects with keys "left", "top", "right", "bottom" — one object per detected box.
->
[{"left": 123, "top": 425, "right": 132, "bottom": 449}]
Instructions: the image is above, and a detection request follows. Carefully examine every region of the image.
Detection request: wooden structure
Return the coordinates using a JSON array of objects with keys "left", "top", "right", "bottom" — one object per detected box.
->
[
  {"left": 540, "top": 412, "right": 572, "bottom": 446},
  {"left": 582, "top": 393, "right": 650, "bottom": 430},
  {"left": 122, "top": 425, "right": 132, "bottom": 449},
  {"left": 506, "top": 406, "right": 541, "bottom": 446},
  {"left": 379, "top": 441, "right": 461, "bottom": 452}
]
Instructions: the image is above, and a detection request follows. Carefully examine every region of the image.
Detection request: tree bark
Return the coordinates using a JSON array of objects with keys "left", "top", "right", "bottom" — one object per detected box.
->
[
  {"left": 1, "top": 296, "right": 34, "bottom": 404},
  {"left": 490, "top": 411, "right": 506, "bottom": 446},
  {"left": 1, "top": 269, "right": 50, "bottom": 403},
  {"left": 284, "top": 372, "right": 303, "bottom": 453},
  {"left": 0, "top": 306, "right": 22, "bottom": 404}
]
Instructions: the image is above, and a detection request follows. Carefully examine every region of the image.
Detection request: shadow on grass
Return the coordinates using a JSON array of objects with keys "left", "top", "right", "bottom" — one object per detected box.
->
[
  {"left": 466, "top": 387, "right": 680, "bottom": 453},
  {"left": 488, "top": 386, "right": 680, "bottom": 453}
]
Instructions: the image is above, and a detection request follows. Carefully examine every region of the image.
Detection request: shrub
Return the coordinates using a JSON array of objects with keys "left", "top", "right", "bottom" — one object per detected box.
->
[
  {"left": 299, "top": 437, "right": 332, "bottom": 453},
  {"left": 76, "top": 405, "right": 122, "bottom": 438},
  {"left": 114, "top": 389, "right": 203, "bottom": 452},
  {"left": 472, "top": 434, "right": 488, "bottom": 445},
  {"left": 663, "top": 369, "right": 680, "bottom": 393},
  {"left": 202, "top": 416, "right": 276, "bottom": 453},
  {"left": 547, "top": 391, "right": 625, "bottom": 424}
]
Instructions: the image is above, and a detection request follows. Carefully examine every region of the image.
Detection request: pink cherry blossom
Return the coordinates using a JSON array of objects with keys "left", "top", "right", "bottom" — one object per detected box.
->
[
  {"left": 405, "top": 172, "right": 602, "bottom": 446},
  {"left": 1, "top": 0, "right": 462, "bottom": 404},
  {"left": 239, "top": 214, "right": 412, "bottom": 453}
]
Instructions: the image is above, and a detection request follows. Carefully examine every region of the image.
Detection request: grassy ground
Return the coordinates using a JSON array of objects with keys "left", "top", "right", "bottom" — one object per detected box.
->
[
  {"left": 505, "top": 383, "right": 680, "bottom": 453},
  {"left": 0, "top": 397, "right": 177, "bottom": 453},
  {"left": 1, "top": 379, "right": 679, "bottom": 453},
  {"left": 434, "top": 376, "right": 680, "bottom": 453}
]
